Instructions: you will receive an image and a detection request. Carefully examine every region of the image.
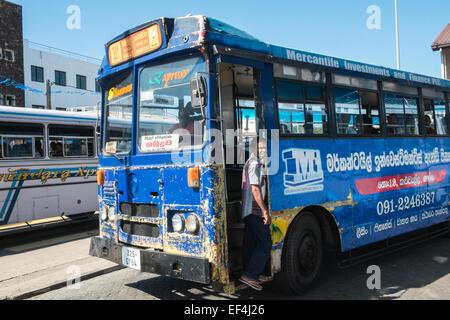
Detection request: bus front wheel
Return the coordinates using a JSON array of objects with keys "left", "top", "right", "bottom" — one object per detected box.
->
[{"left": 279, "top": 212, "right": 323, "bottom": 295}]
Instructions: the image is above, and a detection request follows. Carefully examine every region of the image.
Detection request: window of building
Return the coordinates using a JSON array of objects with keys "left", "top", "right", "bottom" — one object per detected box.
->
[
  {"left": 76, "top": 75, "right": 87, "bottom": 90},
  {"left": 0, "top": 122, "right": 45, "bottom": 159},
  {"left": 95, "top": 80, "right": 101, "bottom": 93},
  {"left": 384, "top": 93, "right": 419, "bottom": 136},
  {"left": 5, "top": 95, "right": 16, "bottom": 107},
  {"left": 48, "top": 124, "right": 94, "bottom": 158},
  {"left": 3, "top": 49, "right": 14, "bottom": 62},
  {"left": 31, "top": 66, "right": 44, "bottom": 83},
  {"left": 32, "top": 105, "right": 45, "bottom": 109},
  {"left": 276, "top": 80, "right": 328, "bottom": 135},
  {"left": 55, "top": 70, "right": 66, "bottom": 86}
]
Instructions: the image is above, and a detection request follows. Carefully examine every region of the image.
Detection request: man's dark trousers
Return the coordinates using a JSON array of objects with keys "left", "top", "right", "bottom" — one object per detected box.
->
[{"left": 242, "top": 214, "right": 272, "bottom": 281}]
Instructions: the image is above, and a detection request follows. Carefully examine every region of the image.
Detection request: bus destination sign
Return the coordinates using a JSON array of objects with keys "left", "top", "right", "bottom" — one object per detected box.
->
[{"left": 108, "top": 24, "right": 163, "bottom": 67}]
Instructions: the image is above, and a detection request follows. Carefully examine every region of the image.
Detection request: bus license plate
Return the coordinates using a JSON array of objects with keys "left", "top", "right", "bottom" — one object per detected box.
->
[{"left": 122, "top": 247, "right": 141, "bottom": 271}]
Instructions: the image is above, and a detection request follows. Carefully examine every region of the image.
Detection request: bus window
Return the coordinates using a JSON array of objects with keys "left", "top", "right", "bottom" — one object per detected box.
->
[
  {"left": 360, "top": 91, "right": 381, "bottom": 134},
  {"left": 404, "top": 97, "right": 419, "bottom": 135},
  {"left": 424, "top": 97, "right": 447, "bottom": 135},
  {"left": 138, "top": 57, "right": 205, "bottom": 153},
  {"left": 385, "top": 94, "right": 419, "bottom": 136},
  {"left": 3, "top": 137, "right": 33, "bottom": 158},
  {"left": 0, "top": 122, "right": 44, "bottom": 159},
  {"left": 279, "top": 103, "right": 305, "bottom": 134},
  {"left": 304, "top": 85, "right": 328, "bottom": 135},
  {"left": 49, "top": 124, "right": 95, "bottom": 158},
  {"left": 385, "top": 94, "right": 405, "bottom": 135},
  {"left": 335, "top": 88, "right": 360, "bottom": 134},
  {"left": 334, "top": 88, "right": 381, "bottom": 136},
  {"left": 236, "top": 99, "right": 256, "bottom": 137},
  {"left": 276, "top": 80, "right": 328, "bottom": 135},
  {"left": 434, "top": 99, "right": 448, "bottom": 135},
  {"left": 424, "top": 99, "right": 436, "bottom": 134},
  {"left": 104, "top": 71, "right": 133, "bottom": 155},
  {"left": 35, "top": 137, "right": 44, "bottom": 158}
]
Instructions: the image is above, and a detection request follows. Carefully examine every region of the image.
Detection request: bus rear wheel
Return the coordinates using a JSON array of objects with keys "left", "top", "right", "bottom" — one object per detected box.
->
[{"left": 279, "top": 212, "right": 323, "bottom": 295}]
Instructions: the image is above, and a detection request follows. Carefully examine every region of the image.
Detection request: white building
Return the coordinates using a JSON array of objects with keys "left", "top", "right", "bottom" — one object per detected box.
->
[
  {"left": 23, "top": 39, "right": 101, "bottom": 110},
  {"left": 432, "top": 24, "right": 450, "bottom": 80}
]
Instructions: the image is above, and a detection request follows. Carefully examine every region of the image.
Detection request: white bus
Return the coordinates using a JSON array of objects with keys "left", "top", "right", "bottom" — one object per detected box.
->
[{"left": 0, "top": 106, "right": 99, "bottom": 232}]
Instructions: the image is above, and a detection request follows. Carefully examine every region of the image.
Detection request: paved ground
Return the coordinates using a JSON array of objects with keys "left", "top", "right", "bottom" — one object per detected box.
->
[
  {"left": 29, "top": 235, "right": 450, "bottom": 300},
  {"left": 0, "top": 222, "right": 121, "bottom": 300}
]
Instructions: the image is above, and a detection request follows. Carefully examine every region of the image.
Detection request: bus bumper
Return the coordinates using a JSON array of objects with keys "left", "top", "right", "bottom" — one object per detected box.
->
[{"left": 89, "top": 236, "right": 211, "bottom": 284}]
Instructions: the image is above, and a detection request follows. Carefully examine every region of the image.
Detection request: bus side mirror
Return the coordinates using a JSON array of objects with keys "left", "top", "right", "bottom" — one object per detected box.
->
[{"left": 190, "top": 76, "right": 208, "bottom": 109}]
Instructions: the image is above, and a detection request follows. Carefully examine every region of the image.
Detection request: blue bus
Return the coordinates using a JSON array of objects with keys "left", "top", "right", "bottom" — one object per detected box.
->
[{"left": 90, "top": 15, "right": 450, "bottom": 294}]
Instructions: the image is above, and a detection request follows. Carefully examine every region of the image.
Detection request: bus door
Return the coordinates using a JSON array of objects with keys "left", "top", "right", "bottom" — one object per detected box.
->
[{"left": 216, "top": 59, "right": 269, "bottom": 280}]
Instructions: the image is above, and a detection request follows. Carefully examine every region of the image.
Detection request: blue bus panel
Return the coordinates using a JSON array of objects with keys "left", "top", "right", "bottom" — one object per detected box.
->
[{"left": 270, "top": 138, "right": 449, "bottom": 251}]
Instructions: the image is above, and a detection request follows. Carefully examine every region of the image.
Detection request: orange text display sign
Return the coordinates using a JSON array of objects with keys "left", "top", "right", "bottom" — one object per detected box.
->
[{"left": 108, "top": 24, "right": 162, "bottom": 66}]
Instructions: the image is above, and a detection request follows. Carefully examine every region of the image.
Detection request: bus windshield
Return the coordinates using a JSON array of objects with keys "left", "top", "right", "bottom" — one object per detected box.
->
[
  {"left": 138, "top": 56, "right": 205, "bottom": 153},
  {"left": 104, "top": 71, "right": 133, "bottom": 154}
]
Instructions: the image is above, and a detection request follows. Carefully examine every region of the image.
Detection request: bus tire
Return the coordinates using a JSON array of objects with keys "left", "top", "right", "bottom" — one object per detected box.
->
[{"left": 279, "top": 211, "right": 323, "bottom": 295}]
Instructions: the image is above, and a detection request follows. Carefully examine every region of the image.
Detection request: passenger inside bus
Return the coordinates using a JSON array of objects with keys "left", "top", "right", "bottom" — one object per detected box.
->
[
  {"left": 169, "top": 102, "right": 195, "bottom": 134},
  {"left": 35, "top": 139, "right": 43, "bottom": 158},
  {"left": 386, "top": 113, "right": 404, "bottom": 135},
  {"left": 425, "top": 115, "right": 436, "bottom": 134},
  {"left": 50, "top": 141, "right": 63, "bottom": 157}
]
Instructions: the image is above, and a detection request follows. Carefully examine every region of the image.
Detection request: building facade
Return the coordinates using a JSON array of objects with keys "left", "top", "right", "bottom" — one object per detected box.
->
[
  {"left": 23, "top": 39, "right": 101, "bottom": 110},
  {"left": 432, "top": 24, "right": 450, "bottom": 80},
  {"left": 0, "top": 0, "right": 25, "bottom": 107}
]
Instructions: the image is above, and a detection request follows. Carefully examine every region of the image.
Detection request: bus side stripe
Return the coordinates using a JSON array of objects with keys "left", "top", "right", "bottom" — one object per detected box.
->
[
  {"left": 1, "top": 181, "right": 18, "bottom": 221},
  {"left": 1, "top": 180, "right": 24, "bottom": 225}
]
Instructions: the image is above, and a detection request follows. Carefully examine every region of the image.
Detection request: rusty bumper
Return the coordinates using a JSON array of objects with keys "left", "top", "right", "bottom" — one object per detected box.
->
[{"left": 89, "top": 236, "right": 211, "bottom": 284}]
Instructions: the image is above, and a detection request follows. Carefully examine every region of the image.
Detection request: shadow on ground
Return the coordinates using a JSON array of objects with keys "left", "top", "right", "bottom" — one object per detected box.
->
[{"left": 125, "top": 235, "right": 450, "bottom": 300}]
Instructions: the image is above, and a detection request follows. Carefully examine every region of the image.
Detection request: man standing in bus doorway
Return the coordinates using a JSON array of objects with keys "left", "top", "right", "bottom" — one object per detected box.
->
[{"left": 239, "top": 137, "right": 272, "bottom": 291}]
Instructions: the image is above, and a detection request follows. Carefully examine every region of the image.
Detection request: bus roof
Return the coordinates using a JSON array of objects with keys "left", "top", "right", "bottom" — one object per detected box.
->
[
  {"left": 0, "top": 106, "right": 97, "bottom": 124},
  {"left": 99, "top": 15, "right": 450, "bottom": 91}
]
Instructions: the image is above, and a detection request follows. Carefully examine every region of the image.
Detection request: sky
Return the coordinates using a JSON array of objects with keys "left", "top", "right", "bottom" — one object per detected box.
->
[{"left": 8, "top": 0, "right": 450, "bottom": 78}]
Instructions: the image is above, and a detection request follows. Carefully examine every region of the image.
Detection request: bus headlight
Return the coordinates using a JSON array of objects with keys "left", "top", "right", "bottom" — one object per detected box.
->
[
  {"left": 108, "top": 206, "right": 116, "bottom": 222},
  {"left": 172, "top": 214, "right": 185, "bottom": 233},
  {"left": 186, "top": 214, "right": 199, "bottom": 234},
  {"left": 100, "top": 205, "right": 108, "bottom": 221}
]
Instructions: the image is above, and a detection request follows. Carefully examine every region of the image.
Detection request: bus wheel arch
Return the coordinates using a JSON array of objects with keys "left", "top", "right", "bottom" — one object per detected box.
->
[{"left": 277, "top": 206, "right": 341, "bottom": 294}]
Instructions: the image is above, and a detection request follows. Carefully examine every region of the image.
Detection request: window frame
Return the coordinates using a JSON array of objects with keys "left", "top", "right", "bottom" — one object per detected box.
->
[
  {"left": 76, "top": 74, "right": 87, "bottom": 90},
  {"left": 5, "top": 95, "right": 16, "bottom": 107},
  {"left": 384, "top": 92, "right": 421, "bottom": 137},
  {"left": 48, "top": 124, "right": 95, "bottom": 159},
  {"left": 0, "top": 121, "right": 45, "bottom": 160},
  {"left": 3, "top": 49, "right": 14, "bottom": 62},
  {"left": 54, "top": 70, "right": 67, "bottom": 86},
  {"left": 422, "top": 90, "right": 449, "bottom": 137},
  {"left": 31, "top": 65, "right": 44, "bottom": 83},
  {"left": 333, "top": 85, "right": 382, "bottom": 137},
  {"left": 274, "top": 78, "right": 329, "bottom": 137}
]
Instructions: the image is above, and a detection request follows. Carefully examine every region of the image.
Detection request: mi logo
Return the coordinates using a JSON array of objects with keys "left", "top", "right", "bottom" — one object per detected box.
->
[{"left": 283, "top": 148, "right": 324, "bottom": 195}]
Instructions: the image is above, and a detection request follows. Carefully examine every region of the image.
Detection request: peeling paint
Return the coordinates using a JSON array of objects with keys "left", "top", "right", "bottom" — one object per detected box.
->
[{"left": 270, "top": 195, "right": 355, "bottom": 273}]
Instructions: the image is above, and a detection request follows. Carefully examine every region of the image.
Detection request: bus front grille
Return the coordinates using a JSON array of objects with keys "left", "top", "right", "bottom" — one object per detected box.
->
[
  {"left": 120, "top": 221, "right": 160, "bottom": 238},
  {"left": 119, "top": 202, "right": 159, "bottom": 218}
]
